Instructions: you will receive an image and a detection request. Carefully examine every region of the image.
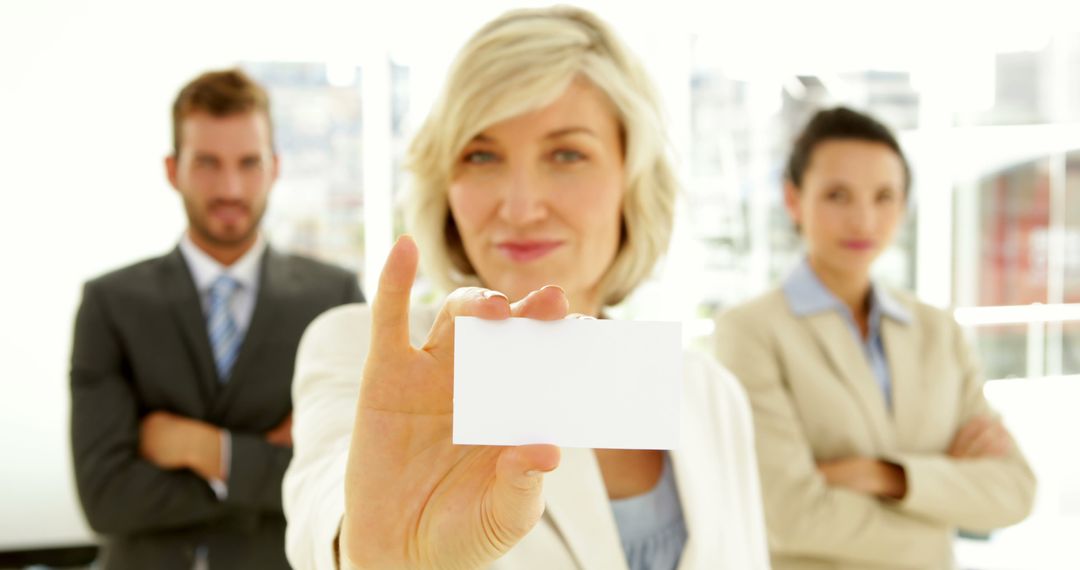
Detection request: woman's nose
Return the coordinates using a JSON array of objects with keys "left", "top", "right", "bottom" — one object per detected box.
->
[
  {"left": 498, "top": 165, "right": 548, "bottom": 225},
  {"left": 849, "top": 200, "right": 877, "bottom": 234}
]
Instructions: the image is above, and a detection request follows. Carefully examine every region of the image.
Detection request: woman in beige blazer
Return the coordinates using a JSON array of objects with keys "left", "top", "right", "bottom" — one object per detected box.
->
[
  {"left": 282, "top": 7, "right": 769, "bottom": 570},
  {"left": 714, "top": 107, "right": 1036, "bottom": 570}
]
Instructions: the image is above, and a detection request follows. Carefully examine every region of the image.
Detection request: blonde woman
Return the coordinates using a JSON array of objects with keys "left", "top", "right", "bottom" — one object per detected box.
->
[
  {"left": 282, "top": 7, "right": 768, "bottom": 570},
  {"left": 714, "top": 107, "right": 1036, "bottom": 569}
]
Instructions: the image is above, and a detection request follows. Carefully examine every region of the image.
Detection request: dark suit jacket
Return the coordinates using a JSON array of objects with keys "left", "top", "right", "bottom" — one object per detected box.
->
[{"left": 70, "top": 245, "right": 363, "bottom": 570}]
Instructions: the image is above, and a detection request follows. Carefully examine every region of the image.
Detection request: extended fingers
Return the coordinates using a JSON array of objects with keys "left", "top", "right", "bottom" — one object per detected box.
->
[
  {"left": 509, "top": 285, "right": 570, "bottom": 321},
  {"left": 990, "top": 421, "right": 1012, "bottom": 455},
  {"left": 422, "top": 284, "right": 570, "bottom": 358},
  {"left": 424, "top": 287, "right": 512, "bottom": 353},
  {"left": 370, "top": 236, "right": 419, "bottom": 355},
  {"left": 949, "top": 416, "right": 990, "bottom": 458},
  {"left": 949, "top": 416, "right": 1013, "bottom": 459},
  {"left": 965, "top": 420, "right": 1011, "bottom": 458}
]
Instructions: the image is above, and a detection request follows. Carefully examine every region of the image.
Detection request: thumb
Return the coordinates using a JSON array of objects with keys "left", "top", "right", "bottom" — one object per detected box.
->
[{"left": 488, "top": 445, "right": 561, "bottom": 550}]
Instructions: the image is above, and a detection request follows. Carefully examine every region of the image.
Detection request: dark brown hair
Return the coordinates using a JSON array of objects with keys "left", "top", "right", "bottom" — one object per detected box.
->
[
  {"left": 786, "top": 106, "right": 911, "bottom": 196},
  {"left": 171, "top": 69, "right": 273, "bottom": 156}
]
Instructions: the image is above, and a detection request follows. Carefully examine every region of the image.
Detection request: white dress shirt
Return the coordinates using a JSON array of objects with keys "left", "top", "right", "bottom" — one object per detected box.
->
[
  {"left": 178, "top": 231, "right": 268, "bottom": 501},
  {"left": 178, "top": 231, "right": 266, "bottom": 336}
]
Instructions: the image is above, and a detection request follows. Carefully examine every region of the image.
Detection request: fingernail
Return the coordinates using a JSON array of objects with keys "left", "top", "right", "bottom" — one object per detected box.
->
[
  {"left": 539, "top": 284, "right": 565, "bottom": 295},
  {"left": 483, "top": 290, "right": 508, "bottom": 301}
]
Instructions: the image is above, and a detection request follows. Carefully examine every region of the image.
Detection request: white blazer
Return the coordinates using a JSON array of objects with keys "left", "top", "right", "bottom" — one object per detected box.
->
[{"left": 283, "top": 304, "right": 770, "bottom": 569}]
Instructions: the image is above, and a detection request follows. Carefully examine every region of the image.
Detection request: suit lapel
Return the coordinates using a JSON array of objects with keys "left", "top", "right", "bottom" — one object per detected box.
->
[
  {"left": 670, "top": 449, "right": 720, "bottom": 569},
  {"left": 542, "top": 447, "right": 628, "bottom": 570},
  {"left": 803, "top": 312, "right": 895, "bottom": 450},
  {"left": 882, "top": 316, "right": 920, "bottom": 446},
  {"left": 159, "top": 248, "right": 218, "bottom": 401},
  {"left": 212, "top": 246, "right": 287, "bottom": 413}
]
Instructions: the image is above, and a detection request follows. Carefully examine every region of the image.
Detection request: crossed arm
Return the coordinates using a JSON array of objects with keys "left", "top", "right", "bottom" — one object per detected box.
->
[
  {"left": 714, "top": 311, "right": 1036, "bottom": 567},
  {"left": 817, "top": 414, "right": 1014, "bottom": 500},
  {"left": 69, "top": 283, "right": 293, "bottom": 535}
]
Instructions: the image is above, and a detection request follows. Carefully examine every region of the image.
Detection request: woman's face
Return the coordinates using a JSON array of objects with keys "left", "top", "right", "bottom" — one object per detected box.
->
[
  {"left": 786, "top": 139, "right": 907, "bottom": 279},
  {"left": 448, "top": 78, "right": 625, "bottom": 314}
]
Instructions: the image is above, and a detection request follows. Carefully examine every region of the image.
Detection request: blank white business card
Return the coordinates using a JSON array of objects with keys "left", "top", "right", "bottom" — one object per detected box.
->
[{"left": 453, "top": 317, "right": 682, "bottom": 449}]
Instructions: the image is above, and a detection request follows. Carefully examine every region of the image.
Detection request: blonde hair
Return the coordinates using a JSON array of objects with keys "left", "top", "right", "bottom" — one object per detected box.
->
[{"left": 406, "top": 5, "right": 677, "bottom": 307}]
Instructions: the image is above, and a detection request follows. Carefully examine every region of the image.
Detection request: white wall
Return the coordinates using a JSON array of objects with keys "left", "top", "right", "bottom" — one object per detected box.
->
[{"left": 1, "top": 1, "right": 188, "bottom": 547}]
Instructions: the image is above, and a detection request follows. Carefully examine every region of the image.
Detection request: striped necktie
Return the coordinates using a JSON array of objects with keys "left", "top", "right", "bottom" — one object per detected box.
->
[{"left": 207, "top": 275, "right": 242, "bottom": 382}]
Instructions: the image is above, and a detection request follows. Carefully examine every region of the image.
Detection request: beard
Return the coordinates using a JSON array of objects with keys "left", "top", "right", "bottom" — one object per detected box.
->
[{"left": 185, "top": 197, "right": 267, "bottom": 249}]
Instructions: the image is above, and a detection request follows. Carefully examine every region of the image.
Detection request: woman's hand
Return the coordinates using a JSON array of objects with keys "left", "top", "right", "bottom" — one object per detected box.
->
[
  {"left": 817, "top": 415, "right": 1012, "bottom": 502},
  {"left": 817, "top": 458, "right": 907, "bottom": 500},
  {"left": 340, "top": 236, "right": 566, "bottom": 570},
  {"left": 948, "top": 416, "right": 1011, "bottom": 459}
]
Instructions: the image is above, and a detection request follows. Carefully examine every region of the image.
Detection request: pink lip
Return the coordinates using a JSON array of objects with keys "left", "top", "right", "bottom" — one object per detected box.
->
[
  {"left": 496, "top": 240, "right": 564, "bottom": 262},
  {"left": 842, "top": 240, "right": 874, "bottom": 251},
  {"left": 210, "top": 204, "right": 249, "bottom": 223}
]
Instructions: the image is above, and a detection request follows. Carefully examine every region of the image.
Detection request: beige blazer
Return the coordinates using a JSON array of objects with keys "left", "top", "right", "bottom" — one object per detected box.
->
[
  {"left": 283, "top": 304, "right": 770, "bottom": 570},
  {"left": 713, "top": 288, "right": 1036, "bottom": 570}
]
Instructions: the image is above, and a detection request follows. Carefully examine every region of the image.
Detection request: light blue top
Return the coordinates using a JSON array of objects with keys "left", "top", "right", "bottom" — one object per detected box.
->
[
  {"left": 610, "top": 452, "right": 688, "bottom": 570},
  {"left": 781, "top": 259, "right": 912, "bottom": 409}
]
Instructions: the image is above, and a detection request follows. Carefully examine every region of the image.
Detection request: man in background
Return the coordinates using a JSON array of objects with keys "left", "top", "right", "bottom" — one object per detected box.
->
[{"left": 70, "top": 69, "right": 363, "bottom": 569}]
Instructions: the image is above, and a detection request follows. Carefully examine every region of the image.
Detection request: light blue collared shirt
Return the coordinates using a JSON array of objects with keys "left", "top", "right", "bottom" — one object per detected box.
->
[
  {"left": 610, "top": 452, "right": 687, "bottom": 570},
  {"left": 782, "top": 259, "right": 912, "bottom": 409}
]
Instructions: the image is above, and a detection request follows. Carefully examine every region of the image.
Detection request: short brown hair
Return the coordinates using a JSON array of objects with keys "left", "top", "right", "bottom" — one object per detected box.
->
[{"left": 171, "top": 68, "right": 274, "bottom": 156}]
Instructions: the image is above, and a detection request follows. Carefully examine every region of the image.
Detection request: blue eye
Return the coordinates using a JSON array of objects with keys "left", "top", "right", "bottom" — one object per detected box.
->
[
  {"left": 463, "top": 151, "right": 497, "bottom": 164},
  {"left": 553, "top": 149, "right": 586, "bottom": 163}
]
